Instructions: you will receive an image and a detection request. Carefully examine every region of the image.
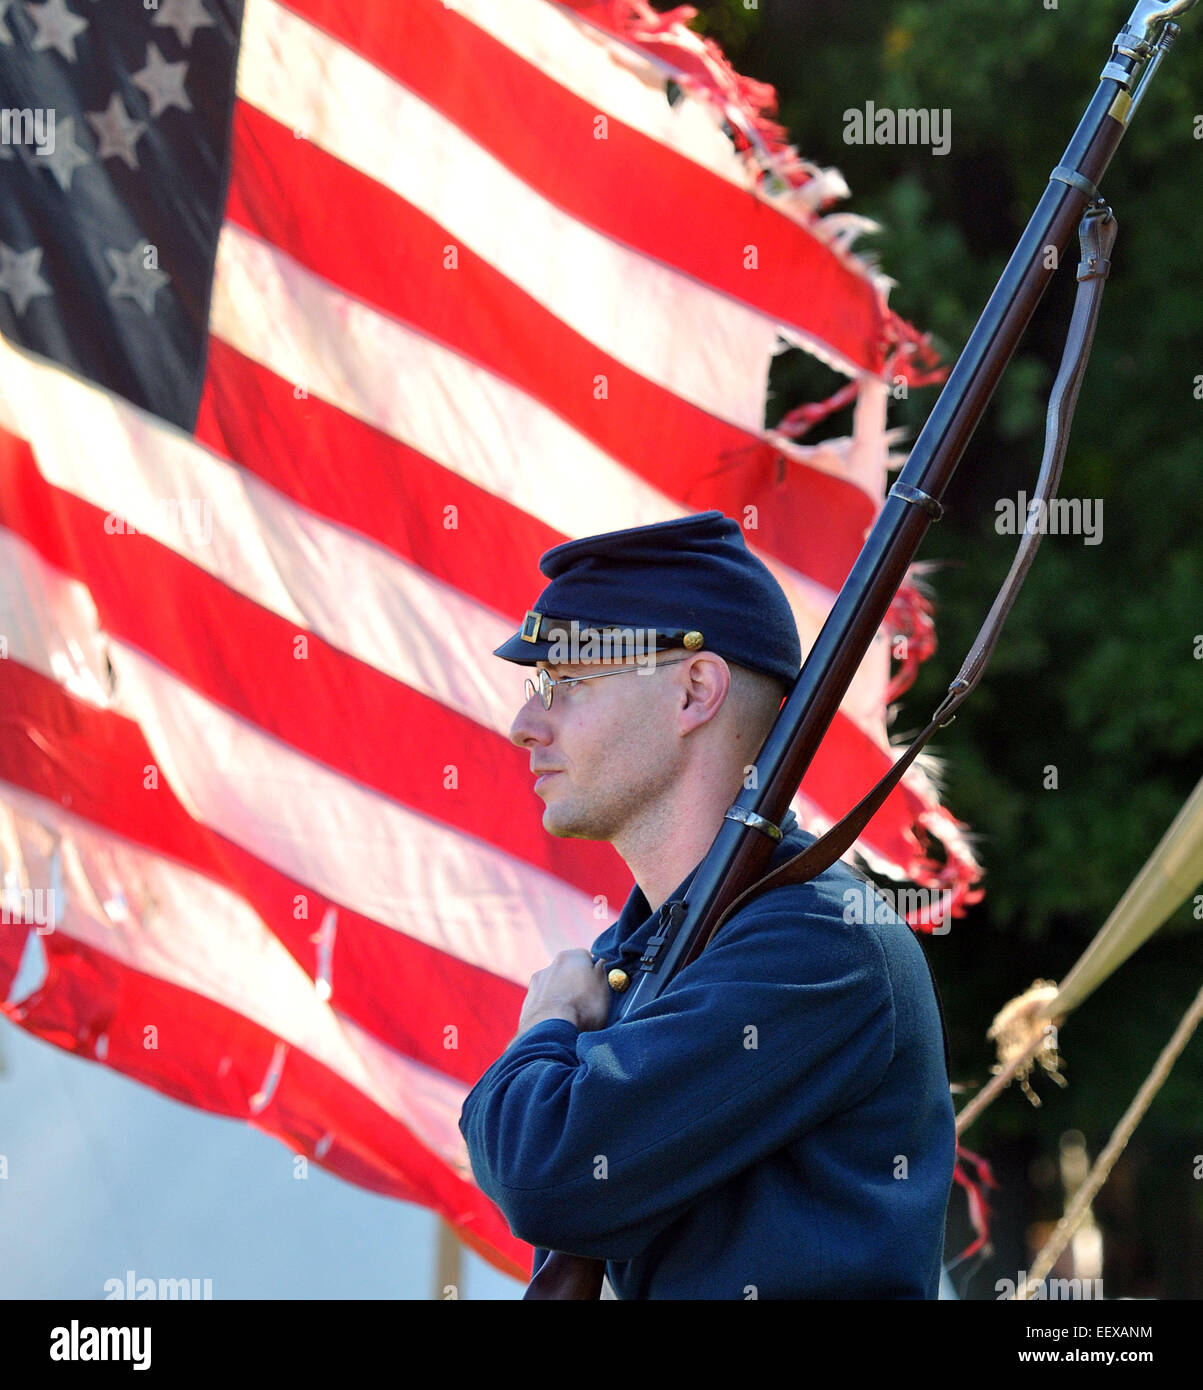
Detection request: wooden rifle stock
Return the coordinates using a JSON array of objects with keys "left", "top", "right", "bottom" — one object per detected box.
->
[
  {"left": 523, "top": 1253, "right": 605, "bottom": 1301},
  {"left": 523, "top": 0, "right": 1198, "bottom": 1301}
]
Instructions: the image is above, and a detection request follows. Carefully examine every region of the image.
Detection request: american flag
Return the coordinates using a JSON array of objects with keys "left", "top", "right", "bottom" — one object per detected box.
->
[{"left": 0, "top": 0, "right": 979, "bottom": 1278}]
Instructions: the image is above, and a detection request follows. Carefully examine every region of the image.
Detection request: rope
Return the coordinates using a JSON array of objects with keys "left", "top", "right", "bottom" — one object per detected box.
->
[
  {"left": 1014, "top": 976, "right": 1203, "bottom": 1299},
  {"left": 955, "top": 1022, "right": 1059, "bottom": 1135},
  {"left": 956, "top": 770, "right": 1203, "bottom": 1134},
  {"left": 956, "top": 982, "right": 1067, "bottom": 1134}
]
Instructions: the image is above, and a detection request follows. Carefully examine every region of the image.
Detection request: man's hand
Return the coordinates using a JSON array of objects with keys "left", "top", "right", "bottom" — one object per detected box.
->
[{"left": 517, "top": 949, "right": 612, "bottom": 1036}]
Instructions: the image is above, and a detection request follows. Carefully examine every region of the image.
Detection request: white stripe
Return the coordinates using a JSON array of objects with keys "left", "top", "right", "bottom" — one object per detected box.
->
[
  {"left": 0, "top": 784, "right": 472, "bottom": 1173},
  {"left": 448, "top": 0, "right": 755, "bottom": 189},
  {"left": 0, "top": 334, "right": 891, "bottom": 736},
  {"left": 236, "top": 0, "right": 797, "bottom": 424},
  {"left": 0, "top": 520, "right": 112, "bottom": 706}
]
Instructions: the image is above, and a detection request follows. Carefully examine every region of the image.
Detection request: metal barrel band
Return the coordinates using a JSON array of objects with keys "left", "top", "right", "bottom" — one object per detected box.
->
[
  {"left": 889, "top": 482, "right": 945, "bottom": 520},
  {"left": 1050, "top": 164, "right": 1101, "bottom": 202},
  {"left": 723, "top": 805, "right": 783, "bottom": 841}
]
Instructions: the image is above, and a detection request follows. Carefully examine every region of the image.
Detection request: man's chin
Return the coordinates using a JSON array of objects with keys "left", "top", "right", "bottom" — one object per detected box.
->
[{"left": 541, "top": 806, "right": 605, "bottom": 841}]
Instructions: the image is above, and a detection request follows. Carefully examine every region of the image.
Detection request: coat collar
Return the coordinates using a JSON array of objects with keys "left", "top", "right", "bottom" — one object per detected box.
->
[{"left": 592, "top": 810, "right": 811, "bottom": 973}]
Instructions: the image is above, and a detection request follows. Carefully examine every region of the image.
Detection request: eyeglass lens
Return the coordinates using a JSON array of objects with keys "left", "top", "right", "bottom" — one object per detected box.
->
[{"left": 524, "top": 672, "right": 552, "bottom": 709}]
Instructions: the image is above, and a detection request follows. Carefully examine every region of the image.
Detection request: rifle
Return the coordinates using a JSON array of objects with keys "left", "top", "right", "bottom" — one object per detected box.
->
[{"left": 523, "top": 0, "right": 1199, "bottom": 1300}]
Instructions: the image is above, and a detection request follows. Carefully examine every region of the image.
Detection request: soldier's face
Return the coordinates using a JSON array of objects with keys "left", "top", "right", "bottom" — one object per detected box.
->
[{"left": 509, "top": 657, "right": 685, "bottom": 842}]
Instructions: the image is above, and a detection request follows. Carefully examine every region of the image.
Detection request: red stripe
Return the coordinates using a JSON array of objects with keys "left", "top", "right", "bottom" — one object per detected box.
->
[
  {"left": 281, "top": 0, "right": 888, "bottom": 372},
  {"left": 0, "top": 656, "right": 526, "bottom": 1088},
  {"left": 220, "top": 102, "right": 877, "bottom": 593},
  {"left": 803, "top": 718, "right": 927, "bottom": 871},
  {"left": 0, "top": 929, "right": 527, "bottom": 1278}
]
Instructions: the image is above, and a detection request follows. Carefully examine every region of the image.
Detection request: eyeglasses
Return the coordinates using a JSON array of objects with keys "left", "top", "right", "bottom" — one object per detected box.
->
[{"left": 524, "top": 657, "right": 692, "bottom": 710}]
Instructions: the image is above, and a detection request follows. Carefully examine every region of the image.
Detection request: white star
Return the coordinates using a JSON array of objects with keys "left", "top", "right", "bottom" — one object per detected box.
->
[
  {"left": 151, "top": 0, "right": 213, "bottom": 48},
  {"left": 132, "top": 42, "right": 191, "bottom": 118},
  {"left": 104, "top": 240, "right": 169, "bottom": 315},
  {"left": 25, "top": 0, "right": 88, "bottom": 62},
  {"left": 0, "top": 243, "right": 52, "bottom": 316},
  {"left": 86, "top": 93, "right": 147, "bottom": 170},
  {"left": 36, "top": 113, "right": 91, "bottom": 189}
]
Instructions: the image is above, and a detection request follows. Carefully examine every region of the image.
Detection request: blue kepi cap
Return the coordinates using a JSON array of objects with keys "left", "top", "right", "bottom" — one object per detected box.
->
[{"left": 492, "top": 512, "right": 801, "bottom": 685}]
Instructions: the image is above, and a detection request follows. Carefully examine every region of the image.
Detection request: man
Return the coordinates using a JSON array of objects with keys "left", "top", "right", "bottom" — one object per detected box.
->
[{"left": 459, "top": 511, "right": 955, "bottom": 1299}]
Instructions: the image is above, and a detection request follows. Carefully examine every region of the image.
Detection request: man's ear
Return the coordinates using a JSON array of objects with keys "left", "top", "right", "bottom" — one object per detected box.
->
[{"left": 676, "top": 653, "right": 729, "bottom": 732}]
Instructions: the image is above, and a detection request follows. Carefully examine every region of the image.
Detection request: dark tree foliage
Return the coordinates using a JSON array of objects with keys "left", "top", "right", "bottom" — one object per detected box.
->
[{"left": 670, "top": 0, "right": 1203, "bottom": 1294}]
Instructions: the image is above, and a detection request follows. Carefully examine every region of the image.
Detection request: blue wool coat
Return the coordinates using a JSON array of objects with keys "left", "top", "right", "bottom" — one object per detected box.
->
[{"left": 459, "top": 822, "right": 955, "bottom": 1299}]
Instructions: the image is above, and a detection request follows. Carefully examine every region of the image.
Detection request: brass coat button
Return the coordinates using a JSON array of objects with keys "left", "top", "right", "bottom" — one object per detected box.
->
[{"left": 608, "top": 968, "right": 630, "bottom": 992}]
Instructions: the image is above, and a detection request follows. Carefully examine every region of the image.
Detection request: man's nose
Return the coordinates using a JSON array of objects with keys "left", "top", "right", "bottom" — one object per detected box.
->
[{"left": 510, "top": 690, "right": 551, "bottom": 748}]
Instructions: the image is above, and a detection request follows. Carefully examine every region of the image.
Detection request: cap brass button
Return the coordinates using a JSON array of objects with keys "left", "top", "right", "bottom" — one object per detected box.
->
[
  {"left": 683, "top": 630, "right": 704, "bottom": 650},
  {"left": 607, "top": 968, "right": 630, "bottom": 993}
]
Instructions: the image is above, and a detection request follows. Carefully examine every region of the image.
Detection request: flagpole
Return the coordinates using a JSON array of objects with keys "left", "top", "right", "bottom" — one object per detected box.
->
[{"left": 434, "top": 1219, "right": 462, "bottom": 1300}]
